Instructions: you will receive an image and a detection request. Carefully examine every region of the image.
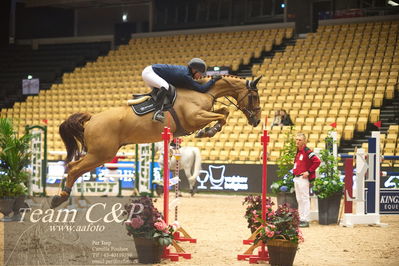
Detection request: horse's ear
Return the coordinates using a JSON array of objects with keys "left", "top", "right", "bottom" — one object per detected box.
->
[
  {"left": 253, "top": 76, "right": 262, "bottom": 86},
  {"left": 250, "top": 76, "right": 262, "bottom": 90}
]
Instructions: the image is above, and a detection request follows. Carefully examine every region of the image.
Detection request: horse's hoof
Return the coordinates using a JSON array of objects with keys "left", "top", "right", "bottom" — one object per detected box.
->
[
  {"left": 190, "top": 188, "right": 197, "bottom": 197},
  {"left": 50, "top": 195, "right": 69, "bottom": 209},
  {"left": 195, "top": 130, "right": 205, "bottom": 138},
  {"left": 207, "top": 127, "right": 218, "bottom": 137}
]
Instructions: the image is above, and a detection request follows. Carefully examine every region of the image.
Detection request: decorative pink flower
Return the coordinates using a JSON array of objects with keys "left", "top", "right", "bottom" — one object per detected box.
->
[
  {"left": 265, "top": 227, "right": 275, "bottom": 238},
  {"left": 130, "top": 217, "right": 144, "bottom": 229},
  {"left": 154, "top": 219, "right": 168, "bottom": 232},
  {"left": 297, "top": 229, "right": 304, "bottom": 242}
]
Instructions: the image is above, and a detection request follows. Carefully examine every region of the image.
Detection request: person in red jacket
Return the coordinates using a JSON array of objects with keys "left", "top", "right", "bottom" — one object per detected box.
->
[{"left": 293, "top": 133, "right": 321, "bottom": 227}]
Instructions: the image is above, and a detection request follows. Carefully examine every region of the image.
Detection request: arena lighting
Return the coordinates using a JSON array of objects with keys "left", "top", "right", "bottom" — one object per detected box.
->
[
  {"left": 206, "top": 66, "right": 229, "bottom": 75},
  {"left": 388, "top": 0, "right": 399, "bottom": 6},
  {"left": 281, "top": 3, "right": 285, "bottom": 8},
  {"left": 122, "top": 12, "right": 128, "bottom": 22}
]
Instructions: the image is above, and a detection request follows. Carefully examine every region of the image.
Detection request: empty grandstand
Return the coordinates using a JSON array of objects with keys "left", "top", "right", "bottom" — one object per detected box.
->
[{"left": 0, "top": 1, "right": 398, "bottom": 165}]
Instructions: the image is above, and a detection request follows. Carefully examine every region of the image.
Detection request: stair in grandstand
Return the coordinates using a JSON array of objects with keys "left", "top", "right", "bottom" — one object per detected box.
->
[
  {"left": 339, "top": 88, "right": 399, "bottom": 154},
  {"left": 233, "top": 36, "right": 297, "bottom": 77},
  {"left": 0, "top": 42, "right": 111, "bottom": 109}
]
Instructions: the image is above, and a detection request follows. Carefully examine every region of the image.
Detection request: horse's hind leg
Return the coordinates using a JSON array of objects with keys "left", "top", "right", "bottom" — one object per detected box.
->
[
  {"left": 184, "top": 167, "right": 197, "bottom": 196},
  {"left": 182, "top": 155, "right": 197, "bottom": 196},
  {"left": 50, "top": 153, "right": 113, "bottom": 208}
]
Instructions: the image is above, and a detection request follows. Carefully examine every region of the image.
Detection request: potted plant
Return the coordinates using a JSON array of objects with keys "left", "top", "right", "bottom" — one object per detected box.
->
[
  {"left": 312, "top": 133, "right": 344, "bottom": 225},
  {"left": 243, "top": 195, "right": 269, "bottom": 233},
  {"left": 255, "top": 202, "right": 304, "bottom": 266},
  {"left": 271, "top": 128, "right": 298, "bottom": 209},
  {"left": 124, "top": 196, "right": 175, "bottom": 264},
  {"left": 0, "top": 118, "right": 31, "bottom": 221}
]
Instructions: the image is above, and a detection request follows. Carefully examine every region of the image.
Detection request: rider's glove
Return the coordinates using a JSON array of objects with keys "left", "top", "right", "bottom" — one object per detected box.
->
[{"left": 212, "top": 75, "right": 222, "bottom": 81}]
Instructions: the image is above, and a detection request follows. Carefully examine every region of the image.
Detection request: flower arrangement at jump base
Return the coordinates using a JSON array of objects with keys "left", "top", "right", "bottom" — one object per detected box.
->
[
  {"left": 254, "top": 202, "right": 304, "bottom": 245},
  {"left": 254, "top": 202, "right": 304, "bottom": 266},
  {"left": 124, "top": 196, "right": 175, "bottom": 263},
  {"left": 124, "top": 196, "right": 175, "bottom": 245},
  {"left": 242, "top": 195, "right": 264, "bottom": 233},
  {"left": 311, "top": 146, "right": 343, "bottom": 199},
  {"left": 312, "top": 131, "right": 344, "bottom": 225},
  {"left": 270, "top": 172, "right": 295, "bottom": 194}
]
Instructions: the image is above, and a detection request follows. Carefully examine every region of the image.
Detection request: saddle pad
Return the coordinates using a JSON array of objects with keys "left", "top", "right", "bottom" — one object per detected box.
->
[
  {"left": 131, "top": 86, "right": 177, "bottom": 116},
  {"left": 131, "top": 97, "right": 158, "bottom": 115}
]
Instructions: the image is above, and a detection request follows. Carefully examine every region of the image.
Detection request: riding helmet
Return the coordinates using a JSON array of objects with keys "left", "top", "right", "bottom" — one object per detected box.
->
[{"left": 188, "top": 58, "right": 207, "bottom": 74}]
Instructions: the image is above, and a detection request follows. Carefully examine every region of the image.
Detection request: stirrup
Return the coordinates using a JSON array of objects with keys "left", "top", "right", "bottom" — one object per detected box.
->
[{"left": 153, "top": 110, "right": 165, "bottom": 123}]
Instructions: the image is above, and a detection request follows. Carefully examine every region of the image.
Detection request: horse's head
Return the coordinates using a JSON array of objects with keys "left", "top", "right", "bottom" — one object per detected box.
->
[
  {"left": 236, "top": 76, "right": 262, "bottom": 127},
  {"left": 201, "top": 75, "right": 262, "bottom": 127}
]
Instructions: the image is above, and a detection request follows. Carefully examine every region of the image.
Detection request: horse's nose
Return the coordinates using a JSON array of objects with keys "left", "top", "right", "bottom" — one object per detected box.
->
[{"left": 252, "top": 119, "right": 260, "bottom": 127}]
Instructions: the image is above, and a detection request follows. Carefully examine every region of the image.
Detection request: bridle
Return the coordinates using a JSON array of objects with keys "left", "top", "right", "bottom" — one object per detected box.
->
[{"left": 222, "top": 78, "right": 261, "bottom": 122}]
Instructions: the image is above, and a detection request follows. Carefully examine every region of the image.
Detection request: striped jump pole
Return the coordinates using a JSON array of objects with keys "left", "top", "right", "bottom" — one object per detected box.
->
[
  {"left": 161, "top": 127, "right": 191, "bottom": 261},
  {"left": 171, "top": 138, "right": 197, "bottom": 243}
]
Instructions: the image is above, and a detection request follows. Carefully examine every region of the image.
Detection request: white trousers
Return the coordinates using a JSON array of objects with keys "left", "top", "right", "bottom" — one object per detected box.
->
[
  {"left": 294, "top": 176, "right": 310, "bottom": 222},
  {"left": 142, "top": 65, "right": 169, "bottom": 90}
]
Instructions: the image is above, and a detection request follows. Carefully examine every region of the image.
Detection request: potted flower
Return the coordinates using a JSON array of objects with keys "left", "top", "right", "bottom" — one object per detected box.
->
[
  {"left": 254, "top": 202, "right": 304, "bottom": 266},
  {"left": 242, "top": 195, "right": 268, "bottom": 233},
  {"left": 271, "top": 128, "right": 298, "bottom": 209},
  {"left": 312, "top": 133, "right": 344, "bottom": 225},
  {"left": 124, "top": 196, "right": 175, "bottom": 264},
  {"left": 0, "top": 118, "right": 31, "bottom": 221}
]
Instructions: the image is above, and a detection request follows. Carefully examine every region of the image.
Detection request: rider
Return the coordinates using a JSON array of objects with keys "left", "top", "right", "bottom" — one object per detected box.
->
[{"left": 141, "top": 58, "right": 222, "bottom": 122}]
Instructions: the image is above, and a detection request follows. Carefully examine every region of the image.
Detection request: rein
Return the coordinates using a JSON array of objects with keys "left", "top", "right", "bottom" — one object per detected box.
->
[{"left": 206, "top": 92, "right": 217, "bottom": 105}]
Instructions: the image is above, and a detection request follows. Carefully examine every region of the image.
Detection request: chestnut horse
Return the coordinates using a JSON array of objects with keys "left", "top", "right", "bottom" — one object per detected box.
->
[{"left": 51, "top": 75, "right": 262, "bottom": 208}]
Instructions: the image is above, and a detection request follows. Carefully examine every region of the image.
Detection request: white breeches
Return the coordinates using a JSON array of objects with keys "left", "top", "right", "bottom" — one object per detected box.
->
[
  {"left": 142, "top": 65, "right": 169, "bottom": 90},
  {"left": 294, "top": 176, "right": 310, "bottom": 222}
]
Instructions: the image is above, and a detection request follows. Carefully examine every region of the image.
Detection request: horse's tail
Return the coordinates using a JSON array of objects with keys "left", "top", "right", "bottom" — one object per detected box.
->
[
  {"left": 59, "top": 112, "right": 92, "bottom": 164},
  {"left": 191, "top": 147, "right": 202, "bottom": 187}
]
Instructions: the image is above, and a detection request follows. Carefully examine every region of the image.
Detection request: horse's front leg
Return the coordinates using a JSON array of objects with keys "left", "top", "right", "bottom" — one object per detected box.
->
[{"left": 195, "top": 107, "right": 230, "bottom": 138}]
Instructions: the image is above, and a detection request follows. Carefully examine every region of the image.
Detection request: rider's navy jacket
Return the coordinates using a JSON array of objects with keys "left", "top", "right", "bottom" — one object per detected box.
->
[{"left": 151, "top": 64, "right": 216, "bottom": 93}]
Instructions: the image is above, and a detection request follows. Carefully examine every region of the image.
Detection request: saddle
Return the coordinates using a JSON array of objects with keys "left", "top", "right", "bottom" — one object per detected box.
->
[{"left": 128, "top": 86, "right": 177, "bottom": 116}]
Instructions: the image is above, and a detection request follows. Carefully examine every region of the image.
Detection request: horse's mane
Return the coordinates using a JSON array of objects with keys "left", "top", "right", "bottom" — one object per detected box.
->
[
  {"left": 196, "top": 74, "right": 246, "bottom": 85},
  {"left": 200, "top": 74, "right": 246, "bottom": 80}
]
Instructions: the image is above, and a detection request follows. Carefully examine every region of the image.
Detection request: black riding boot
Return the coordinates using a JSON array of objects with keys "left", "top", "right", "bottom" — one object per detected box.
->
[{"left": 152, "top": 86, "right": 168, "bottom": 122}]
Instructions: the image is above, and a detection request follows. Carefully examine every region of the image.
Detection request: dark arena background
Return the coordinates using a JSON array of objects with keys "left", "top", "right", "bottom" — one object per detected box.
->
[{"left": 0, "top": 0, "right": 399, "bottom": 265}]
